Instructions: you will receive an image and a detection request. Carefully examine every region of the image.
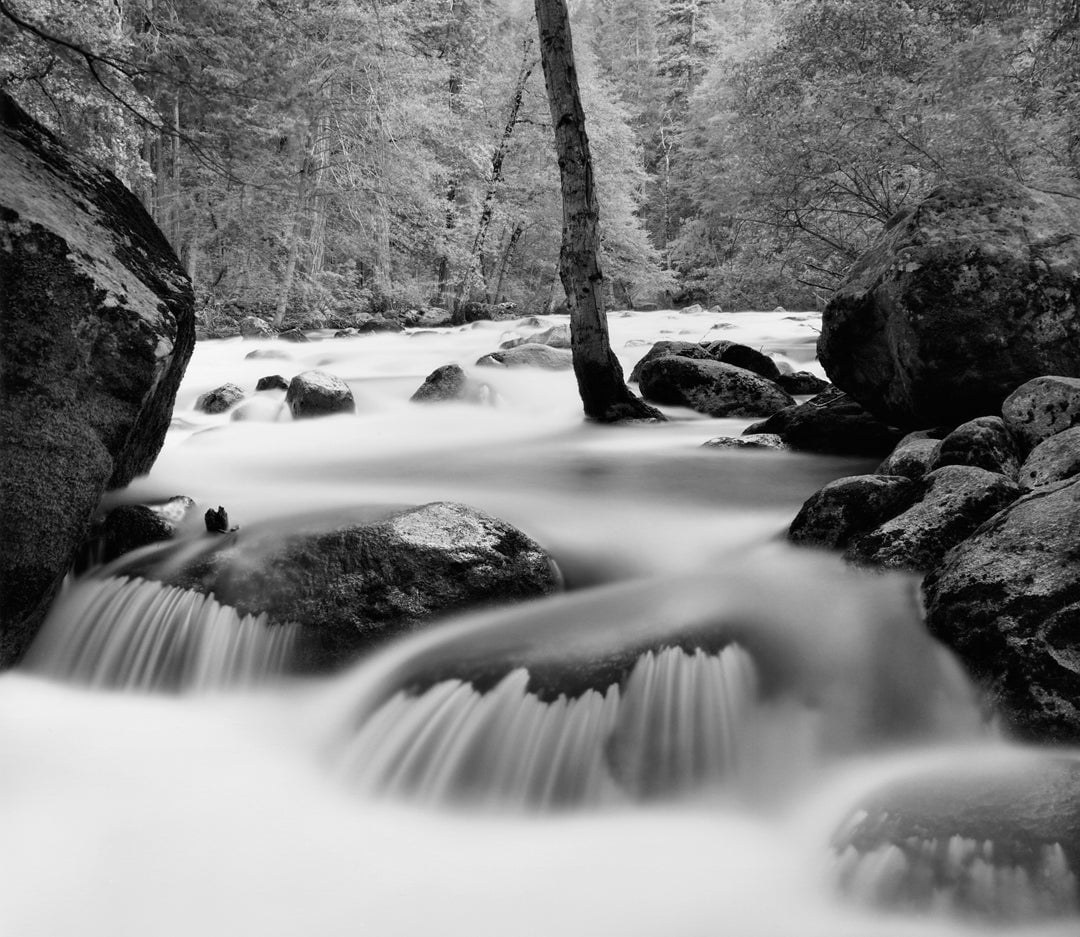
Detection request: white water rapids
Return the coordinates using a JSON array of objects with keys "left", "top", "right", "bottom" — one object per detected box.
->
[{"left": 4, "top": 308, "right": 1079, "bottom": 936}]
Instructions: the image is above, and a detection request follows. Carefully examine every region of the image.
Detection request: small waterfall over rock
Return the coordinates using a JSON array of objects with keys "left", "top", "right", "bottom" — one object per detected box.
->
[
  {"left": 338, "top": 645, "right": 758, "bottom": 807},
  {"left": 25, "top": 576, "right": 297, "bottom": 691}
]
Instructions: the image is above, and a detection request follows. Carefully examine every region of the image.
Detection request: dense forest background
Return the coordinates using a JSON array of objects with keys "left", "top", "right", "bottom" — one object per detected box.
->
[{"left": 2, "top": 0, "right": 1078, "bottom": 326}]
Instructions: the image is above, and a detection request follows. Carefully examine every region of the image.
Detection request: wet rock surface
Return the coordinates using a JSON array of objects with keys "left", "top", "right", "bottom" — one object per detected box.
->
[
  {"left": 638, "top": 357, "right": 793, "bottom": 418},
  {"left": 285, "top": 370, "right": 355, "bottom": 418},
  {"left": 788, "top": 475, "right": 916, "bottom": 551}
]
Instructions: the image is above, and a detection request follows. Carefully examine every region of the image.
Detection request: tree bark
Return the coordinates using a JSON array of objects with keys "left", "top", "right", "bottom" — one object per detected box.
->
[{"left": 533, "top": 0, "right": 663, "bottom": 422}]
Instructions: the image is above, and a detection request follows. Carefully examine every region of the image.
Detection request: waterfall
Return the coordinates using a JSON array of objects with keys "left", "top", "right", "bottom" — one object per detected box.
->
[
  {"left": 24, "top": 576, "right": 297, "bottom": 691},
  {"left": 338, "top": 645, "right": 766, "bottom": 807}
]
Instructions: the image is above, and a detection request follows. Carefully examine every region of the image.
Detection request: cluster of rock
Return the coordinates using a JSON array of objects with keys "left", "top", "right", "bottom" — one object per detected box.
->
[
  {"left": 194, "top": 369, "right": 356, "bottom": 419},
  {"left": 625, "top": 339, "right": 826, "bottom": 419},
  {"left": 787, "top": 175, "right": 1080, "bottom": 743}
]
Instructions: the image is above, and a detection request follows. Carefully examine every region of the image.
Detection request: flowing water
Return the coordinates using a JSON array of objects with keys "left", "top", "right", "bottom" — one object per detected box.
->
[{"left": 4, "top": 308, "right": 1079, "bottom": 936}]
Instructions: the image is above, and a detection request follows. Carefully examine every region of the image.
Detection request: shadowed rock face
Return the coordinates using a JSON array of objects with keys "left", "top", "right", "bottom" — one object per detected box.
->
[
  {"left": 820, "top": 176, "right": 1080, "bottom": 428},
  {"left": 0, "top": 93, "right": 195, "bottom": 665}
]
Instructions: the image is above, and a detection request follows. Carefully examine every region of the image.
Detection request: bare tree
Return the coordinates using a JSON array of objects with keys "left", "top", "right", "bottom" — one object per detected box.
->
[{"left": 533, "top": 0, "right": 663, "bottom": 422}]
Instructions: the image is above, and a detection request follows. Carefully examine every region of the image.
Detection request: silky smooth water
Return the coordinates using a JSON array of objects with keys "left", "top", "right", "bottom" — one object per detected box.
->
[{"left": 4, "top": 309, "right": 1077, "bottom": 936}]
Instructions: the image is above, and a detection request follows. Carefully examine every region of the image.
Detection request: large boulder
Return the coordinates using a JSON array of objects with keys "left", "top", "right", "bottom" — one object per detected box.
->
[
  {"left": 1018, "top": 426, "right": 1080, "bottom": 490},
  {"left": 1002, "top": 375, "right": 1080, "bottom": 451},
  {"left": 928, "top": 416, "right": 1020, "bottom": 479},
  {"left": 700, "top": 339, "right": 782, "bottom": 382},
  {"left": 628, "top": 341, "right": 712, "bottom": 383},
  {"left": 637, "top": 357, "right": 794, "bottom": 417},
  {"left": 788, "top": 475, "right": 916, "bottom": 551},
  {"left": 744, "top": 387, "right": 903, "bottom": 456},
  {"left": 0, "top": 93, "right": 195, "bottom": 665},
  {"left": 819, "top": 177, "right": 1080, "bottom": 428},
  {"left": 151, "top": 501, "right": 562, "bottom": 671},
  {"left": 924, "top": 476, "right": 1080, "bottom": 741},
  {"left": 285, "top": 370, "right": 355, "bottom": 418}
]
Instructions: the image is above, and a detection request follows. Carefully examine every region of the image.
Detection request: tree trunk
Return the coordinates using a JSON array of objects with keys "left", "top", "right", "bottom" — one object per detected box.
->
[
  {"left": 533, "top": 0, "right": 663, "bottom": 422},
  {"left": 493, "top": 223, "right": 523, "bottom": 302}
]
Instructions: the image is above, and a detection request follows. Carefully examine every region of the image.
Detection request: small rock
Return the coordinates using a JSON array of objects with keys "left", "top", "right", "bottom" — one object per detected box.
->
[
  {"left": 239, "top": 316, "right": 275, "bottom": 339},
  {"left": 245, "top": 349, "right": 292, "bottom": 361},
  {"left": 1018, "top": 426, "right": 1080, "bottom": 490},
  {"left": 256, "top": 374, "right": 289, "bottom": 392},
  {"left": 703, "top": 434, "right": 787, "bottom": 450},
  {"left": 205, "top": 506, "right": 231, "bottom": 534},
  {"left": 788, "top": 475, "right": 916, "bottom": 551},
  {"left": 500, "top": 324, "right": 571, "bottom": 350},
  {"left": 357, "top": 317, "right": 403, "bottom": 334},
  {"left": 410, "top": 364, "right": 493, "bottom": 404},
  {"left": 285, "top": 370, "right": 356, "bottom": 418},
  {"left": 278, "top": 329, "right": 310, "bottom": 343},
  {"left": 195, "top": 383, "right": 245, "bottom": 414},
  {"left": 1002, "top": 376, "right": 1080, "bottom": 451},
  {"left": 333, "top": 328, "right": 359, "bottom": 338},
  {"left": 876, "top": 431, "right": 941, "bottom": 480}
]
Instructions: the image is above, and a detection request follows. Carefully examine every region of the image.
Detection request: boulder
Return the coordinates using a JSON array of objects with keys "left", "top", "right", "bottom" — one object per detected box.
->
[
  {"left": 788, "top": 475, "right": 916, "bottom": 551},
  {"left": 1002, "top": 376, "right": 1080, "bottom": 451},
  {"left": 500, "top": 324, "right": 571, "bottom": 350},
  {"left": 1018, "top": 426, "right": 1080, "bottom": 490},
  {"left": 285, "top": 370, "right": 355, "bottom": 418},
  {"left": 923, "top": 476, "right": 1080, "bottom": 741},
  {"left": 156, "top": 502, "right": 561, "bottom": 671},
  {"left": 628, "top": 341, "right": 712, "bottom": 383},
  {"left": 744, "top": 387, "right": 903, "bottom": 456},
  {"left": 356, "top": 317, "right": 403, "bottom": 334},
  {"left": 701, "top": 340, "right": 782, "bottom": 382},
  {"left": 846, "top": 465, "right": 1020, "bottom": 572},
  {"left": 876, "top": 431, "right": 942, "bottom": 480},
  {"left": 458, "top": 301, "right": 518, "bottom": 323},
  {"left": 702, "top": 434, "right": 787, "bottom": 450},
  {"left": 638, "top": 357, "right": 794, "bottom": 418},
  {"left": 333, "top": 328, "right": 359, "bottom": 338},
  {"left": 255, "top": 374, "right": 290, "bottom": 392},
  {"left": 475, "top": 344, "right": 574, "bottom": 370},
  {"left": 278, "top": 328, "right": 310, "bottom": 343},
  {"left": 239, "top": 316, "right": 274, "bottom": 339},
  {"left": 819, "top": 177, "right": 1080, "bottom": 428},
  {"left": 929, "top": 416, "right": 1020, "bottom": 478},
  {"left": 195, "top": 383, "right": 245, "bottom": 414},
  {"left": 410, "top": 364, "right": 493, "bottom": 404},
  {"left": 0, "top": 93, "right": 195, "bottom": 665},
  {"left": 776, "top": 371, "right": 830, "bottom": 395}
]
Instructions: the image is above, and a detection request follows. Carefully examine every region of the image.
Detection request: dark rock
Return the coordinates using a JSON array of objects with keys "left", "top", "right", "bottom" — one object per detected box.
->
[
  {"left": 833, "top": 752, "right": 1080, "bottom": 921},
  {"left": 410, "top": 364, "right": 493, "bottom": 404},
  {"left": 876, "top": 431, "right": 942, "bottom": 480},
  {"left": 245, "top": 349, "right": 291, "bottom": 361},
  {"left": 256, "top": 374, "right": 289, "bottom": 392},
  {"left": 278, "top": 328, "right": 310, "bottom": 343},
  {"left": 356, "top": 317, "right": 403, "bottom": 334},
  {"left": 701, "top": 339, "right": 782, "bottom": 382},
  {"left": 745, "top": 387, "right": 903, "bottom": 456},
  {"left": 846, "top": 465, "right": 1020, "bottom": 572},
  {"left": 475, "top": 344, "right": 574, "bottom": 370},
  {"left": 285, "top": 370, "right": 355, "bottom": 418},
  {"left": 924, "top": 475, "right": 1080, "bottom": 741},
  {"left": 160, "top": 502, "right": 561, "bottom": 671},
  {"left": 195, "top": 383, "right": 245, "bottom": 414},
  {"left": 638, "top": 357, "right": 794, "bottom": 417},
  {"left": 239, "top": 316, "right": 274, "bottom": 339},
  {"left": 788, "top": 475, "right": 916, "bottom": 550},
  {"left": 500, "top": 324, "right": 571, "bottom": 351},
  {"left": 1018, "top": 426, "right": 1080, "bottom": 490},
  {"left": 929, "top": 416, "right": 1020, "bottom": 478},
  {"left": 628, "top": 341, "right": 713, "bottom": 383},
  {"left": 1002, "top": 376, "right": 1080, "bottom": 451},
  {"left": 98, "top": 496, "right": 196, "bottom": 563},
  {"left": 776, "top": 371, "right": 830, "bottom": 395},
  {"left": 0, "top": 92, "right": 194, "bottom": 665},
  {"left": 204, "top": 505, "right": 231, "bottom": 534},
  {"left": 415, "top": 307, "right": 452, "bottom": 328},
  {"left": 458, "top": 301, "right": 518, "bottom": 323},
  {"left": 702, "top": 434, "right": 787, "bottom": 450},
  {"left": 819, "top": 177, "right": 1080, "bottom": 428},
  {"left": 333, "top": 328, "right": 359, "bottom": 338}
]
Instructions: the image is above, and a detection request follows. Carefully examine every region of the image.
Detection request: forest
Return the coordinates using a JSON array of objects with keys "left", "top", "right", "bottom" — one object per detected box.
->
[{"left": 1, "top": 0, "right": 1078, "bottom": 325}]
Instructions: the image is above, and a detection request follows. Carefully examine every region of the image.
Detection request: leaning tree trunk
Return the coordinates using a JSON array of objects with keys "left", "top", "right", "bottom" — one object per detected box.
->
[{"left": 533, "top": 0, "right": 662, "bottom": 422}]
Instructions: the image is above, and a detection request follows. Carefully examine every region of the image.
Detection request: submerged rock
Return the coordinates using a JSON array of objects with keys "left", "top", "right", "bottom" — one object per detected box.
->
[
  {"left": 285, "top": 370, "right": 355, "bottom": 418},
  {"left": 924, "top": 475, "right": 1080, "bottom": 741},
  {"left": 819, "top": 176, "right": 1080, "bottom": 428},
  {"left": 476, "top": 343, "right": 574, "bottom": 370},
  {"left": 278, "top": 328, "right": 310, "bottom": 343},
  {"left": 638, "top": 357, "right": 793, "bottom": 418},
  {"left": 0, "top": 93, "right": 195, "bottom": 665}
]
